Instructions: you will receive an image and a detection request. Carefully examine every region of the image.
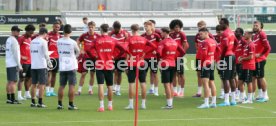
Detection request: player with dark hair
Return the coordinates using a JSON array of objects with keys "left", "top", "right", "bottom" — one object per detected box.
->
[
  {"left": 86, "top": 23, "right": 126, "bottom": 112},
  {"left": 218, "top": 18, "right": 237, "bottom": 107},
  {"left": 252, "top": 21, "right": 271, "bottom": 102},
  {"left": 6, "top": 26, "right": 23, "bottom": 104},
  {"left": 30, "top": 28, "right": 52, "bottom": 108},
  {"left": 57, "top": 24, "right": 80, "bottom": 110},
  {"left": 193, "top": 20, "right": 214, "bottom": 98},
  {"left": 109, "top": 21, "right": 130, "bottom": 96},
  {"left": 142, "top": 21, "right": 161, "bottom": 96},
  {"left": 17, "top": 24, "right": 36, "bottom": 100},
  {"left": 76, "top": 21, "right": 100, "bottom": 96},
  {"left": 124, "top": 24, "right": 157, "bottom": 110},
  {"left": 169, "top": 19, "right": 189, "bottom": 97},
  {"left": 234, "top": 27, "right": 245, "bottom": 101},
  {"left": 197, "top": 28, "right": 217, "bottom": 109},
  {"left": 45, "top": 22, "right": 62, "bottom": 97},
  {"left": 157, "top": 27, "right": 185, "bottom": 109}
]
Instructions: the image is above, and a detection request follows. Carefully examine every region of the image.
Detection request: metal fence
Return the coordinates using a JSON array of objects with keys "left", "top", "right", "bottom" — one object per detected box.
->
[{"left": 0, "top": 0, "right": 253, "bottom": 12}]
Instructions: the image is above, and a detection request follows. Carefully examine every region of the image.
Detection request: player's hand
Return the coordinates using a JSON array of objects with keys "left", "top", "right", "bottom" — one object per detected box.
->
[
  {"left": 152, "top": 51, "right": 157, "bottom": 54},
  {"left": 18, "top": 67, "right": 23, "bottom": 72},
  {"left": 47, "top": 61, "right": 53, "bottom": 69},
  {"left": 80, "top": 50, "right": 86, "bottom": 54},
  {"left": 256, "top": 53, "right": 261, "bottom": 58},
  {"left": 238, "top": 57, "right": 243, "bottom": 63},
  {"left": 21, "top": 56, "right": 28, "bottom": 60}
]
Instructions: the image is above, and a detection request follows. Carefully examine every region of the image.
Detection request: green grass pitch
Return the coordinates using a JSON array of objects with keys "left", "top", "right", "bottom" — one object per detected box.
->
[{"left": 0, "top": 54, "right": 276, "bottom": 126}]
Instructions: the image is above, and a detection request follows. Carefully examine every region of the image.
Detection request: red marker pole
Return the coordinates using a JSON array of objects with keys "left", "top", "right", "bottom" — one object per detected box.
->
[{"left": 134, "top": 55, "right": 140, "bottom": 126}]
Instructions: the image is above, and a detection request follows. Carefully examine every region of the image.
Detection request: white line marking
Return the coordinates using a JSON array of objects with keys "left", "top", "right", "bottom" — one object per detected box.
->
[
  {"left": 236, "top": 105, "right": 255, "bottom": 109},
  {"left": 1, "top": 117, "right": 276, "bottom": 124}
]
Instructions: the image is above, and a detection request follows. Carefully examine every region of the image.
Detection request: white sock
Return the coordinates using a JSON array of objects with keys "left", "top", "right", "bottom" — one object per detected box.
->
[
  {"left": 204, "top": 98, "right": 209, "bottom": 105},
  {"left": 78, "top": 86, "right": 82, "bottom": 92},
  {"left": 150, "top": 84, "right": 154, "bottom": 90},
  {"left": 36, "top": 89, "right": 39, "bottom": 96},
  {"left": 211, "top": 96, "right": 216, "bottom": 104},
  {"left": 88, "top": 85, "right": 93, "bottom": 91},
  {"left": 224, "top": 93, "right": 230, "bottom": 104},
  {"left": 197, "top": 86, "right": 202, "bottom": 94},
  {"left": 243, "top": 92, "right": 246, "bottom": 98},
  {"left": 173, "top": 87, "right": 177, "bottom": 93},
  {"left": 154, "top": 87, "right": 158, "bottom": 94},
  {"left": 100, "top": 100, "right": 104, "bottom": 108},
  {"left": 220, "top": 89, "right": 225, "bottom": 95},
  {"left": 46, "top": 87, "right": 50, "bottom": 93},
  {"left": 248, "top": 93, "right": 253, "bottom": 102},
  {"left": 129, "top": 99, "right": 133, "bottom": 107},
  {"left": 117, "top": 85, "right": 121, "bottom": 92},
  {"left": 141, "top": 99, "right": 146, "bottom": 106},
  {"left": 167, "top": 98, "right": 173, "bottom": 106},
  {"left": 179, "top": 88, "right": 184, "bottom": 94},
  {"left": 170, "top": 98, "right": 173, "bottom": 106},
  {"left": 231, "top": 92, "right": 236, "bottom": 103},
  {"left": 18, "top": 91, "right": 22, "bottom": 97},
  {"left": 50, "top": 87, "right": 54, "bottom": 93},
  {"left": 113, "top": 84, "right": 117, "bottom": 91},
  {"left": 25, "top": 91, "right": 30, "bottom": 96},
  {"left": 108, "top": 101, "right": 112, "bottom": 107},
  {"left": 263, "top": 90, "right": 268, "bottom": 99},
  {"left": 240, "top": 92, "right": 244, "bottom": 100},
  {"left": 258, "top": 89, "right": 263, "bottom": 98}
]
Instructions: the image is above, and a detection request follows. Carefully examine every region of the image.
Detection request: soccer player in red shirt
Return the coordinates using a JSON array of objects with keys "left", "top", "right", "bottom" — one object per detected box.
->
[
  {"left": 238, "top": 31, "right": 255, "bottom": 104},
  {"left": 157, "top": 27, "right": 185, "bottom": 109},
  {"left": 86, "top": 24, "right": 126, "bottom": 112},
  {"left": 124, "top": 24, "right": 157, "bottom": 110},
  {"left": 193, "top": 20, "right": 214, "bottom": 98},
  {"left": 141, "top": 21, "right": 161, "bottom": 96},
  {"left": 197, "top": 28, "right": 217, "bottom": 109},
  {"left": 169, "top": 19, "right": 189, "bottom": 97},
  {"left": 252, "top": 21, "right": 271, "bottom": 102},
  {"left": 45, "top": 22, "right": 62, "bottom": 97},
  {"left": 218, "top": 18, "right": 237, "bottom": 106},
  {"left": 234, "top": 27, "right": 245, "bottom": 101},
  {"left": 76, "top": 21, "right": 100, "bottom": 96},
  {"left": 149, "top": 19, "right": 162, "bottom": 37},
  {"left": 17, "top": 24, "right": 35, "bottom": 100},
  {"left": 109, "top": 21, "right": 130, "bottom": 96}
]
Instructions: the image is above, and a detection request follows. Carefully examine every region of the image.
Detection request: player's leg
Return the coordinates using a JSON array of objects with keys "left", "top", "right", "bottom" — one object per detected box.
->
[
  {"left": 76, "top": 72, "right": 87, "bottom": 95},
  {"left": 243, "top": 70, "right": 253, "bottom": 104},
  {"left": 209, "top": 68, "right": 216, "bottom": 108},
  {"left": 229, "top": 56, "right": 237, "bottom": 105},
  {"left": 152, "top": 59, "right": 159, "bottom": 96},
  {"left": 125, "top": 68, "right": 135, "bottom": 110},
  {"left": 238, "top": 70, "right": 245, "bottom": 103},
  {"left": 193, "top": 59, "right": 202, "bottom": 97},
  {"left": 50, "top": 70, "right": 57, "bottom": 96},
  {"left": 46, "top": 71, "right": 52, "bottom": 96},
  {"left": 140, "top": 69, "right": 147, "bottom": 109},
  {"left": 30, "top": 69, "right": 38, "bottom": 107},
  {"left": 161, "top": 67, "right": 174, "bottom": 109},
  {"left": 57, "top": 71, "right": 66, "bottom": 109},
  {"left": 96, "top": 70, "right": 105, "bottom": 112},
  {"left": 88, "top": 71, "right": 95, "bottom": 95},
  {"left": 36, "top": 69, "right": 48, "bottom": 108},
  {"left": 7, "top": 67, "right": 20, "bottom": 104},
  {"left": 257, "top": 60, "right": 269, "bottom": 102},
  {"left": 68, "top": 70, "right": 78, "bottom": 110},
  {"left": 105, "top": 70, "right": 114, "bottom": 111},
  {"left": 218, "top": 56, "right": 231, "bottom": 106},
  {"left": 177, "top": 58, "right": 185, "bottom": 97},
  {"left": 198, "top": 66, "right": 210, "bottom": 109}
]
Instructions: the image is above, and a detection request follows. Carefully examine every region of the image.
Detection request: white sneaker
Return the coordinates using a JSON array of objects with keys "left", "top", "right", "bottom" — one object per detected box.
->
[
  {"left": 124, "top": 105, "right": 134, "bottom": 110},
  {"left": 18, "top": 96, "right": 26, "bottom": 101},
  {"left": 242, "top": 100, "right": 253, "bottom": 104},
  {"left": 197, "top": 104, "right": 210, "bottom": 109},
  {"left": 24, "top": 94, "right": 32, "bottom": 99},
  {"left": 154, "top": 92, "right": 159, "bottom": 96},
  {"left": 141, "top": 104, "right": 146, "bottom": 110},
  {"left": 219, "top": 94, "right": 224, "bottom": 99}
]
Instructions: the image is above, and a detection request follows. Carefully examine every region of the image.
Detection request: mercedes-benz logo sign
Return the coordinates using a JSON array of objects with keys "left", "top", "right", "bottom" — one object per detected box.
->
[{"left": 0, "top": 16, "right": 6, "bottom": 24}]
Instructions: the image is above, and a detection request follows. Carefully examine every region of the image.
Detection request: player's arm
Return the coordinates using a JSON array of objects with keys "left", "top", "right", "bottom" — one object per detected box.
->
[
  {"left": 145, "top": 40, "right": 157, "bottom": 54},
  {"left": 220, "top": 34, "right": 228, "bottom": 57},
  {"left": 177, "top": 45, "right": 186, "bottom": 57},
  {"left": 259, "top": 33, "right": 271, "bottom": 57},
  {"left": 85, "top": 42, "right": 97, "bottom": 59},
  {"left": 42, "top": 40, "right": 53, "bottom": 68},
  {"left": 115, "top": 41, "right": 129, "bottom": 58},
  {"left": 201, "top": 42, "right": 208, "bottom": 61},
  {"left": 181, "top": 32, "right": 189, "bottom": 51},
  {"left": 74, "top": 41, "right": 80, "bottom": 58},
  {"left": 156, "top": 41, "right": 164, "bottom": 58},
  {"left": 11, "top": 38, "right": 22, "bottom": 70}
]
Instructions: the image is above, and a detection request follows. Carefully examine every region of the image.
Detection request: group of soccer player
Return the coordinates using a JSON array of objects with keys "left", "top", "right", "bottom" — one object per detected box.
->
[{"left": 5, "top": 17, "right": 271, "bottom": 111}]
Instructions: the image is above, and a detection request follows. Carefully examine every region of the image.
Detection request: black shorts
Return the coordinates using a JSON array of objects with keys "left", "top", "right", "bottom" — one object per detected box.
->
[
  {"left": 114, "top": 58, "right": 127, "bottom": 73},
  {"left": 19, "top": 64, "right": 31, "bottom": 79},
  {"left": 85, "top": 58, "right": 96, "bottom": 72},
  {"left": 200, "top": 65, "right": 215, "bottom": 80},
  {"left": 49, "top": 58, "right": 59, "bottom": 73},
  {"left": 195, "top": 59, "right": 201, "bottom": 71},
  {"left": 60, "top": 70, "right": 77, "bottom": 86},
  {"left": 239, "top": 69, "right": 253, "bottom": 83},
  {"left": 161, "top": 67, "right": 175, "bottom": 83},
  {"left": 127, "top": 67, "right": 147, "bottom": 83},
  {"left": 96, "top": 70, "right": 113, "bottom": 86},
  {"left": 175, "top": 58, "right": 184, "bottom": 75},
  {"left": 6, "top": 67, "right": 18, "bottom": 82},
  {"left": 253, "top": 60, "right": 266, "bottom": 78},
  {"left": 31, "top": 69, "right": 48, "bottom": 84},
  {"left": 220, "top": 55, "right": 236, "bottom": 80},
  {"left": 236, "top": 64, "right": 243, "bottom": 80},
  {"left": 145, "top": 58, "right": 158, "bottom": 73}
]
